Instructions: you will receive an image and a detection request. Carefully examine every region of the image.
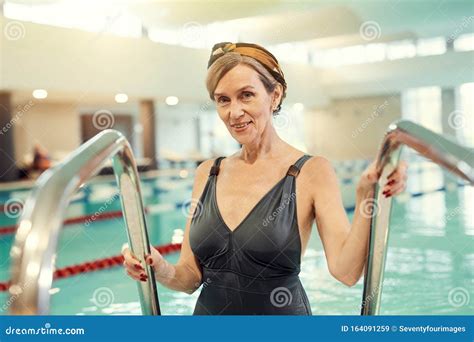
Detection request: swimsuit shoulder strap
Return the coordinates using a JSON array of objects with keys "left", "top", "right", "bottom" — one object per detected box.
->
[
  {"left": 209, "top": 155, "right": 311, "bottom": 177},
  {"left": 209, "top": 156, "right": 225, "bottom": 176},
  {"left": 286, "top": 154, "right": 312, "bottom": 177}
]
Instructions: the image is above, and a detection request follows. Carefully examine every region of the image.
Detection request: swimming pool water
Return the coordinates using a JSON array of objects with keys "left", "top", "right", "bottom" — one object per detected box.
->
[{"left": 0, "top": 165, "right": 472, "bottom": 315}]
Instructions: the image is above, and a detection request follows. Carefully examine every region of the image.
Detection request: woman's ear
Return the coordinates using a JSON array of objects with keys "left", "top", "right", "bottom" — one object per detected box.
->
[{"left": 273, "top": 83, "right": 283, "bottom": 106}]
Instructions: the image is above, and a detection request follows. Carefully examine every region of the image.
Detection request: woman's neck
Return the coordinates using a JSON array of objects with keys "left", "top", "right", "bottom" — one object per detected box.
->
[{"left": 239, "top": 126, "right": 286, "bottom": 164}]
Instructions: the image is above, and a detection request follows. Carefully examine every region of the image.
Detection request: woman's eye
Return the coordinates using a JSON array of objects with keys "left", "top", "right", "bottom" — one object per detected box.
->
[
  {"left": 217, "top": 97, "right": 229, "bottom": 104},
  {"left": 242, "top": 92, "right": 254, "bottom": 99}
]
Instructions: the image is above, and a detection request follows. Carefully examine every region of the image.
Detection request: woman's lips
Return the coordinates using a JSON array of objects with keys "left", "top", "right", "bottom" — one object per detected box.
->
[{"left": 231, "top": 121, "right": 252, "bottom": 132}]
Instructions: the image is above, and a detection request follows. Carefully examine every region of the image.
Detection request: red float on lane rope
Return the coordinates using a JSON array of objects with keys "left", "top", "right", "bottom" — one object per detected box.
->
[{"left": 0, "top": 243, "right": 181, "bottom": 292}]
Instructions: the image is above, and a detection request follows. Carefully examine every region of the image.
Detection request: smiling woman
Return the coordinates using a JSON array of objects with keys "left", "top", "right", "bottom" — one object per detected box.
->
[
  {"left": 207, "top": 42, "right": 287, "bottom": 115},
  {"left": 121, "top": 41, "right": 408, "bottom": 315}
]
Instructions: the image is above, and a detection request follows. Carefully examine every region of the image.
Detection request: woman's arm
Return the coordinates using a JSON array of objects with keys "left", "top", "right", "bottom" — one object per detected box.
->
[
  {"left": 307, "top": 157, "right": 407, "bottom": 286},
  {"left": 123, "top": 159, "right": 216, "bottom": 294}
]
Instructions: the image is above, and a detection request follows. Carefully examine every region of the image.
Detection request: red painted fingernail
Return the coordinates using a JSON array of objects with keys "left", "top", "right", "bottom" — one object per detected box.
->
[
  {"left": 134, "top": 264, "right": 143, "bottom": 270},
  {"left": 387, "top": 180, "right": 395, "bottom": 185}
]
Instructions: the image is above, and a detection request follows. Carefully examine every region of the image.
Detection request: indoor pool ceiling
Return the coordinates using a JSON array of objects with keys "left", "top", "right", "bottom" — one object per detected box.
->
[{"left": 3, "top": 0, "right": 473, "bottom": 46}]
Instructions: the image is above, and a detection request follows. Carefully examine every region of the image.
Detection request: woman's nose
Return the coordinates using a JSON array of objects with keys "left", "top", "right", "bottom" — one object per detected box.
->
[{"left": 229, "top": 102, "right": 244, "bottom": 119}]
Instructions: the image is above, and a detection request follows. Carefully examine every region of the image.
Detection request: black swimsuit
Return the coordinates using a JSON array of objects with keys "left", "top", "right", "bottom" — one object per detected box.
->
[{"left": 189, "top": 155, "right": 313, "bottom": 315}]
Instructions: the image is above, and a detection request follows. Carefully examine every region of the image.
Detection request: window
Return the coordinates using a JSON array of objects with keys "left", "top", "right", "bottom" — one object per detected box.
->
[
  {"left": 4, "top": 1, "right": 142, "bottom": 38},
  {"left": 416, "top": 37, "right": 446, "bottom": 56},
  {"left": 199, "top": 111, "right": 240, "bottom": 157},
  {"left": 270, "top": 43, "right": 309, "bottom": 64},
  {"left": 454, "top": 33, "right": 474, "bottom": 51},
  {"left": 387, "top": 40, "right": 417, "bottom": 60},
  {"left": 402, "top": 86, "right": 442, "bottom": 133},
  {"left": 457, "top": 83, "right": 474, "bottom": 146},
  {"left": 365, "top": 43, "right": 386, "bottom": 62}
]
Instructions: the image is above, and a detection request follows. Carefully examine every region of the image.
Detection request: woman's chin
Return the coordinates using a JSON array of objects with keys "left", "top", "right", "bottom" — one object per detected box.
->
[{"left": 233, "top": 135, "right": 252, "bottom": 145}]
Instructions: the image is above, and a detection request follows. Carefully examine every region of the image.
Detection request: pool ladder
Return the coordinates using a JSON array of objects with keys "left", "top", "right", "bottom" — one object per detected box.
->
[
  {"left": 8, "top": 130, "right": 161, "bottom": 315},
  {"left": 361, "top": 120, "right": 474, "bottom": 315},
  {"left": 7, "top": 121, "right": 474, "bottom": 315}
]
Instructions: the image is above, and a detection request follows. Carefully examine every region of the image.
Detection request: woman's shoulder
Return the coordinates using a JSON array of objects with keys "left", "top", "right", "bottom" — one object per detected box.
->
[
  {"left": 195, "top": 157, "right": 220, "bottom": 175},
  {"left": 300, "top": 155, "right": 336, "bottom": 180}
]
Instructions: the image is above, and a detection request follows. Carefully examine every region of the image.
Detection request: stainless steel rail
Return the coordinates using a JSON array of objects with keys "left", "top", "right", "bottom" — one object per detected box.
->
[
  {"left": 361, "top": 120, "right": 474, "bottom": 315},
  {"left": 8, "top": 129, "right": 160, "bottom": 315}
]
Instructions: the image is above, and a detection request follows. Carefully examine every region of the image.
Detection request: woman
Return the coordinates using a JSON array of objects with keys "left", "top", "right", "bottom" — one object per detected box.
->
[{"left": 122, "top": 42, "right": 408, "bottom": 315}]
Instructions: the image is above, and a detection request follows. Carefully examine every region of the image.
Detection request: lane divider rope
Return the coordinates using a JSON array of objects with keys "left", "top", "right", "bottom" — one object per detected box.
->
[{"left": 0, "top": 242, "right": 182, "bottom": 292}]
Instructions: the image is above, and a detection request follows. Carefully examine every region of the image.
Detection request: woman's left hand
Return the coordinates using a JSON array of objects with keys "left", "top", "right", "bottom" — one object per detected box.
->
[
  {"left": 358, "top": 160, "right": 408, "bottom": 198},
  {"left": 381, "top": 161, "right": 408, "bottom": 197}
]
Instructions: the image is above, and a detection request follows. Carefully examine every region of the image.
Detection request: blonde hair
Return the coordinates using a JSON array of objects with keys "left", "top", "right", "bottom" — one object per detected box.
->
[{"left": 206, "top": 52, "right": 286, "bottom": 114}]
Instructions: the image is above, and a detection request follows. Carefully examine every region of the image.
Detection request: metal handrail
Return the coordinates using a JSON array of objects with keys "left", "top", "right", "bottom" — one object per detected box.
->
[
  {"left": 8, "top": 129, "right": 160, "bottom": 315},
  {"left": 361, "top": 120, "right": 474, "bottom": 315}
]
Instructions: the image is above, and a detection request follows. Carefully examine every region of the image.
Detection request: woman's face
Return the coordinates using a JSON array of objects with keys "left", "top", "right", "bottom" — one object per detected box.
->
[{"left": 213, "top": 64, "right": 279, "bottom": 145}]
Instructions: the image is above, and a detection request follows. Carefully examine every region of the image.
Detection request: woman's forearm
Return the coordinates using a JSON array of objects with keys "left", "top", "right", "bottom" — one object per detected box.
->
[
  {"left": 153, "top": 259, "right": 201, "bottom": 294},
  {"left": 334, "top": 186, "right": 374, "bottom": 286}
]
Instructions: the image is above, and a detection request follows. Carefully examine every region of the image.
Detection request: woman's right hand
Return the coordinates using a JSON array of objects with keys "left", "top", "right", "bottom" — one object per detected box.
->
[
  {"left": 122, "top": 244, "right": 172, "bottom": 283},
  {"left": 122, "top": 243, "right": 148, "bottom": 282}
]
